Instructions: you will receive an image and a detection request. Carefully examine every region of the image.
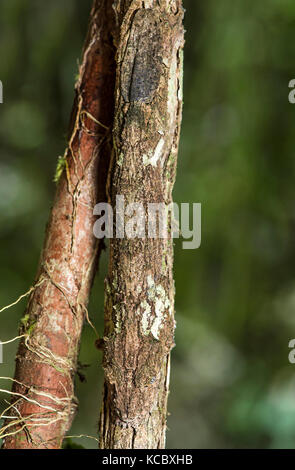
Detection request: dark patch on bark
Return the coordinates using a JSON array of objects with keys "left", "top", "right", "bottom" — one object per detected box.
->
[{"left": 121, "top": 9, "right": 163, "bottom": 103}]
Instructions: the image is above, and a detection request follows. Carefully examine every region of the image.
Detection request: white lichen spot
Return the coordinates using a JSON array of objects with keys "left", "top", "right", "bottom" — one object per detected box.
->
[
  {"left": 151, "top": 316, "right": 164, "bottom": 340},
  {"left": 142, "top": 154, "right": 149, "bottom": 166},
  {"left": 142, "top": 138, "right": 165, "bottom": 167},
  {"left": 50, "top": 315, "right": 62, "bottom": 333},
  {"left": 137, "top": 275, "right": 171, "bottom": 340},
  {"left": 113, "top": 304, "right": 123, "bottom": 333},
  {"left": 136, "top": 284, "right": 142, "bottom": 294},
  {"left": 147, "top": 275, "right": 154, "bottom": 289},
  {"left": 139, "top": 300, "right": 152, "bottom": 336},
  {"left": 151, "top": 286, "right": 170, "bottom": 339},
  {"left": 162, "top": 57, "right": 169, "bottom": 67},
  {"left": 112, "top": 274, "right": 118, "bottom": 290},
  {"left": 117, "top": 153, "right": 124, "bottom": 166},
  {"left": 143, "top": 0, "right": 153, "bottom": 7},
  {"left": 105, "top": 278, "right": 111, "bottom": 294},
  {"left": 168, "top": 53, "right": 178, "bottom": 123}
]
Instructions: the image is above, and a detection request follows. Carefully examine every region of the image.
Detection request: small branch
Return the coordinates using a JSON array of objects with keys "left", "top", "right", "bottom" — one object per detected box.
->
[{"left": 2, "top": 0, "right": 116, "bottom": 449}]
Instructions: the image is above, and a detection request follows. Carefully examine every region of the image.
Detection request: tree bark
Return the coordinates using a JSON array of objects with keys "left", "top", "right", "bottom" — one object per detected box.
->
[
  {"left": 2, "top": 0, "right": 116, "bottom": 449},
  {"left": 99, "top": 0, "right": 184, "bottom": 449}
]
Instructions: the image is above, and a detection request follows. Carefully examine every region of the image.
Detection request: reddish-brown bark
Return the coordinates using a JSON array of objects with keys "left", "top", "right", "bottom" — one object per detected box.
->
[{"left": 2, "top": 0, "right": 116, "bottom": 449}]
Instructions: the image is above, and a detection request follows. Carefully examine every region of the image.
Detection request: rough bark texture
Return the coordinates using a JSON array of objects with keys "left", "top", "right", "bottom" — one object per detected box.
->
[
  {"left": 2, "top": 0, "right": 116, "bottom": 449},
  {"left": 99, "top": 0, "right": 184, "bottom": 449}
]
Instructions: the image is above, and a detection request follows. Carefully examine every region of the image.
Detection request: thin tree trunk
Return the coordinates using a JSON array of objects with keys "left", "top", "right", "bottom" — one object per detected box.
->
[
  {"left": 2, "top": 0, "right": 116, "bottom": 449},
  {"left": 99, "top": 0, "right": 184, "bottom": 449}
]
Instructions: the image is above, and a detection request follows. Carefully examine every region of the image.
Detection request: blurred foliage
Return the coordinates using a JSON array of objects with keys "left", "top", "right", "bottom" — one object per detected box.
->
[{"left": 1, "top": 0, "right": 295, "bottom": 449}]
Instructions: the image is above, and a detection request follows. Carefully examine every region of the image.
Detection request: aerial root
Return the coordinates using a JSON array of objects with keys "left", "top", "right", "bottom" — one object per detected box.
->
[
  {"left": 0, "top": 277, "right": 47, "bottom": 314},
  {"left": 80, "top": 303, "right": 99, "bottom": 339},
  {"left": 23, "top": 337, "right": 74, "bottom": 375},
  {"left": 63, "top": 434, "right": 99, "bottom": 443},
  {"left": 80, "top": 109, "right": 109, "bottom": 134},
  {"left": 0, "top": 377, "right": 74, "bottom": 442},
  {"left": 0, "top": 335, "right": 27, "bottom": 346}
]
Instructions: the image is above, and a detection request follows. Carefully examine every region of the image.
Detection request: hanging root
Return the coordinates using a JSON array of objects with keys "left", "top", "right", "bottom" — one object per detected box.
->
[
  {"left": 0, "top": 377, "right": 75, "bottom": 444},
  {"left": 0, "top": 275, "right": 77, "bottom": 446},
  {"left": 80, "top": 109, "right": 109, "bottom": 134},
  {"left": 63, "top": 434, "right": 99, "bottom": 443},
  {"left": 0, "top": 335, "right": 27, "bottom": 346},
  {"left": 80, "top": 304, "right": 99, "bottom": 339},
  {"left": 23, "top": 337, "right": 74, "bottom": 376},
  {"left": 0, "top": 268, "right": 99, "bottom": 447},
  {"left": 0, "top": 277, "right": 47, "bottom": 314}
]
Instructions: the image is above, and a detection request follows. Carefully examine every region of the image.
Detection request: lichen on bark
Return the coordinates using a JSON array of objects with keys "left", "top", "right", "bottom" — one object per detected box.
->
[{"left": 99, "top": 0, "right": 184, "bottom": 449}]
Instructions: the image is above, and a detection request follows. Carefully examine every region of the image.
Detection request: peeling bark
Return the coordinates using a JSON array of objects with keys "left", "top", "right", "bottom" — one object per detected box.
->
[
  {"left": 2, "top": 0, "right": 116, "bottom": 449},
  {"left": 99, "top": 0, "right": 184, "bottom": 449}
]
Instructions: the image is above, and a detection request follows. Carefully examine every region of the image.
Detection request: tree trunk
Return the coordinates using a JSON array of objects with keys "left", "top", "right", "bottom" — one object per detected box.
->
[
  {"left": 2, "top": 0, "right": 116, "bottom": 449},
  {"left": 99, "top": 0, "right": 184, "bottom": 449}
]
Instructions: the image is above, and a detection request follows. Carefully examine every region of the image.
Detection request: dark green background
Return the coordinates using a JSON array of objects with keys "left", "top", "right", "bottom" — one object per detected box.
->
[{"left": 1, "top": 0, "right": 295, "bottom": 448}]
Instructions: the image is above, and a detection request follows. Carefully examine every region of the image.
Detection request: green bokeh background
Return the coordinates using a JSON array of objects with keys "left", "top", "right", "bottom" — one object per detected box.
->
[{"left": 1, "top": 0, "right": 295, "bottom": 448}]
